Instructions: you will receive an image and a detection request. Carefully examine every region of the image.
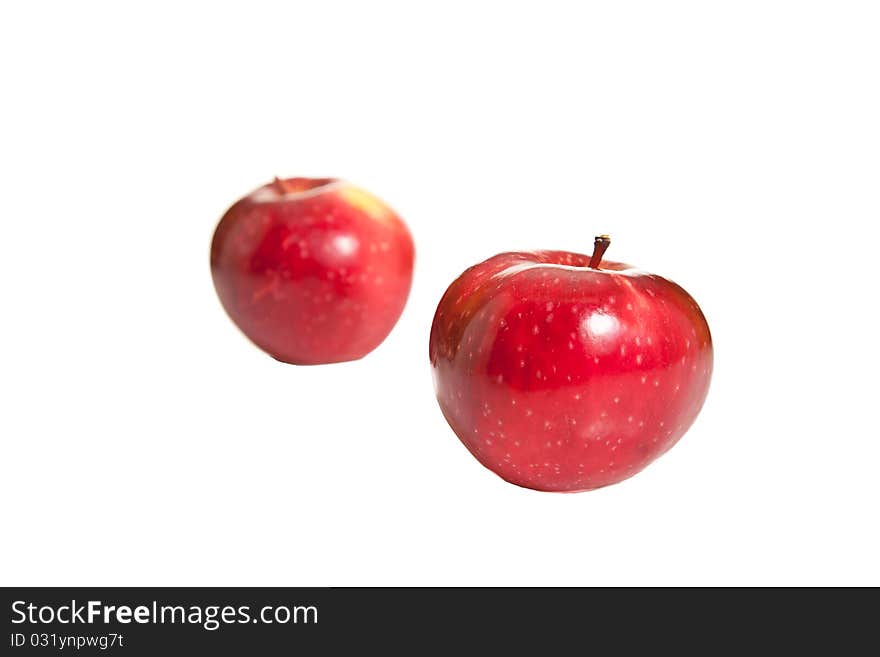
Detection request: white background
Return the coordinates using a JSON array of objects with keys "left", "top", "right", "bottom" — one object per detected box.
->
[{"left": 1, "top": 1, "right": 878, "bottom": 586}]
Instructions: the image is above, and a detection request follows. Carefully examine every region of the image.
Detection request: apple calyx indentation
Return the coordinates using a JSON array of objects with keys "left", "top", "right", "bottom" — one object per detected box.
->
[{"left": 271, "top": 177, "right": 337, "bottom": 197}]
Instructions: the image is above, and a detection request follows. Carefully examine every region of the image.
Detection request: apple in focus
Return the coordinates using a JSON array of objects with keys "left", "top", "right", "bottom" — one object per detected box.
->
[
  {"left": 429, "top": 236, "right": 712, "bottom": 492},
  {"left": 211, "top": 177, "right": 414, "bottom": 364}
]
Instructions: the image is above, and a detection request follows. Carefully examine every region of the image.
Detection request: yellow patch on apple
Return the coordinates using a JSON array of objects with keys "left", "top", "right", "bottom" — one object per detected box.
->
[{"left": 338, "top": 185, "right": 391, "bottom": 222}]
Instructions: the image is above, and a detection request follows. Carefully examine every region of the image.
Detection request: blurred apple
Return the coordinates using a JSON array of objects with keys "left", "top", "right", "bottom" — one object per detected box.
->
[{"left": 211, "top": 177, "right": 414, "bottom": 364}]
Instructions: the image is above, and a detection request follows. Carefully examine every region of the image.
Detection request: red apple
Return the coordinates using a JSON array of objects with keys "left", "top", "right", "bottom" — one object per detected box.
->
[
  {"left": 211, "top": 177, "right": 414, "bottom": 364},
  {"left": 429, "top": 236, "right": 712, "bottom": 492}
]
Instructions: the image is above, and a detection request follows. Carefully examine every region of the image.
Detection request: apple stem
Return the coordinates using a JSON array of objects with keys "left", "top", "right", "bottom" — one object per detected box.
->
[
  {"left": 273, "top": 177, "right": 288, "bottom": 194},
  {"left": 589, "top": 235, "right": 611, "bottom": 269}
]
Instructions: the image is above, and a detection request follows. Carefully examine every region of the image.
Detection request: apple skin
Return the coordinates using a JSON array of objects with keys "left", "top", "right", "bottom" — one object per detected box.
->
[
  {"left": 211, "top": 177, "right": 414, "bottom": 364},
  {"left": 429, "top": 249, "right": 712, "bottom": 492}
]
